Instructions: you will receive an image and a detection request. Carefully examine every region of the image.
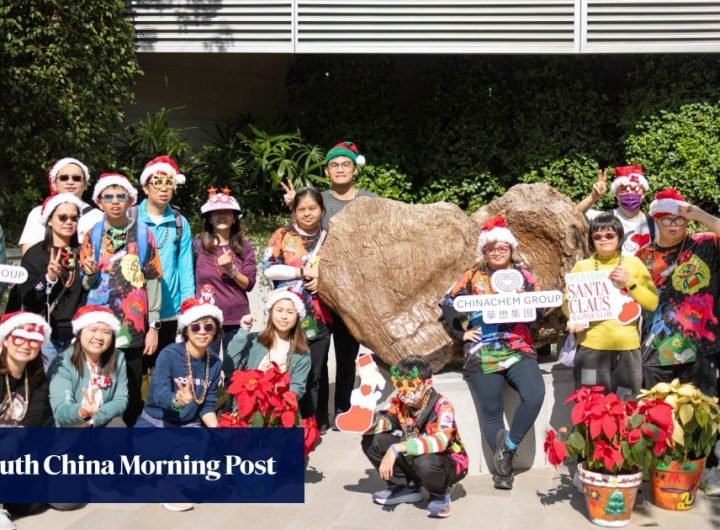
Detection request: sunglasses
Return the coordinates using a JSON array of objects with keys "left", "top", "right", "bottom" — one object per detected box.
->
[
  {"left": 56, "top": 214, "right": 79, "bottom": 224},
  {"left": 101, "top": 193, "right": 128, "bottom": 203},
  {"left": 592, "top": 232, "right": 618, "bottom": 241},
  {"left": 10, "top": 335, "right": 42, "bottom": 348},
  {"left": 57, "top": 174, "right": 84, "bottom": 183},
  {"left": 189, "top": 322, "right": 216, "bottom": 334}
]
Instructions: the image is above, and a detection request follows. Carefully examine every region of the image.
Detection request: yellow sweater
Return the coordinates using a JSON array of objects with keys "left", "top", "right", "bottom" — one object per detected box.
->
[{"left": 563, "top": 254, "right": 658, "bottom": 351}]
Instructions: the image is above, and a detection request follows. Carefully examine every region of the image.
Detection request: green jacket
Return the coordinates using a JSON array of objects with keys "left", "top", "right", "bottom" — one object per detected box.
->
[
  {"left": 48, "top": 348, "right": 128, "bottom": 427},
  {"left": 225, "top": 329, "right": 311, "bottom": 399}
]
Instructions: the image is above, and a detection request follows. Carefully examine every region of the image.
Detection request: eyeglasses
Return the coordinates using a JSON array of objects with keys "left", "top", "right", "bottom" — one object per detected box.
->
[
  {"left": 10, "top": 335, "right": 42, "bottom": 348},
  {"left": 149, "top": 176, "right": 175, "bottom": 190},
  {"left": 658, "top": 216, "right": 687, "bottom": 227},
  {"left": 592, "top": 232, "right": 618, "bottom": 241},
  {"left": 101, "top": 193, "right": 128, "bottom": 203},
  {"left": 57, "top": 174, "right": 84, "bottom": 183},
  {"left": 189, "top": 322, "right": 217, "bottom": 334},
  {"left": 327, "top": 161, "right": 353, "bottom": 170},
  {"left": 56, "top": 214, "right": 79, "bottom": 224},
  {"left": 484, "top": 245, "right": 511, "bottom": 256}
]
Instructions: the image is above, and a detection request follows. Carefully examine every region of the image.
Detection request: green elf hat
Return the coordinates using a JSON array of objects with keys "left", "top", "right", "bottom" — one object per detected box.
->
[{"left": 323, "top": 141, "right": 366, "bottom": 168}]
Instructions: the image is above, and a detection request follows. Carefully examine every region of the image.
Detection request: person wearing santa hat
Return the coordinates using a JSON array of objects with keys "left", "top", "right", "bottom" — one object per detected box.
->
[
  {"left": 136, "top": 156, "right": 195, "bottom": 359},
  {"left": 439, "top": 215, "right": 545, "bottom": 490},
  {"left": 578, "top": 164, "right": 656, "bottom": 255},
  {"left": 18, "top": 157, "right": 104, "bottom": 256},
  {"left": 281, "top": 141, "right": 378, "bottom": 429},
  {"left": 80, "top": 172, "right": 163, "bottom": 426},
  {"left": 226, "top": 290, "right": 311, "bottom": 400},
  {"left": 48, "top": 306, "right": 127, "bottom": 427},
  {"left": 12, "top": 193, "right": 98, "bottom": 371}
]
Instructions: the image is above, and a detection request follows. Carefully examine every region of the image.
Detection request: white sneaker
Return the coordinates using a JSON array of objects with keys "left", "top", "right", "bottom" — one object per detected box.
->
[
  {"left": 0, "top": 508, "right": 16, "bottom": 530},
  {"left": 700, "top": 467, "right": 720, "bottom": 497},
  {"left": 162, "top": 503, "right": 194, "bottom": 512}
]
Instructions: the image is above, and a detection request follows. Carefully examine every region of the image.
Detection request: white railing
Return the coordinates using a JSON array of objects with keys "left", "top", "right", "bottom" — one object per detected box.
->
[{"left": 126, "top": 1, "right": 720, "bottom": 53}]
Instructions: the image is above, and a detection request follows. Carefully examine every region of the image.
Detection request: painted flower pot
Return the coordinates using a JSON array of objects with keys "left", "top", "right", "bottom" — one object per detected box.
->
[
  {"left": 650, "top": 457, "right": 706, "bottom": 510},
  {"left": 578, "top": 464, "right": 642, "bottom": 528}
]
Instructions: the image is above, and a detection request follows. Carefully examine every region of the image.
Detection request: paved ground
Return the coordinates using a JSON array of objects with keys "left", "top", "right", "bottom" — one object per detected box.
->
[{"left": 14, "top": 428, "right": 720, "bottom": 530}]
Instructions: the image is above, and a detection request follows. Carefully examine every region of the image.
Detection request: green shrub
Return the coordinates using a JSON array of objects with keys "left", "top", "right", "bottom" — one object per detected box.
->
[
  {"left": 418, "top": 173, "right": 505, "bottom": 213},
  {"left": 354, "top": 164, "right": 415, "bottom": 203}
]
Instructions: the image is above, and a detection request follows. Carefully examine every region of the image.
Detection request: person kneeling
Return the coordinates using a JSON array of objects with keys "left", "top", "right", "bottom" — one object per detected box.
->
[{"left": 361, "top": 356, "right": 468, "bottom": 519}]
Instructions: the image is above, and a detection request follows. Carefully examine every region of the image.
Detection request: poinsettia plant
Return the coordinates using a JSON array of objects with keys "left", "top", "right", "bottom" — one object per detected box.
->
[
  {"left": 638, "top": 379, "right": 720, "bottom": 462},
  {"left": 544, "top": 386, "right": 675, "bottom": 474},
  {"left": 218, "top": 364, "right": 319, "bottom": 456}
]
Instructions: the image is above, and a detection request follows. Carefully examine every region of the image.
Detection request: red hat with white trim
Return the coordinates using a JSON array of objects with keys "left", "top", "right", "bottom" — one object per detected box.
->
[
  {"left": 71, "top": 306, "right": 121, "bottom": 336},
  {"left": 649, "top": 188, "right": 689, "bottom": 219},
  {"left": 177, "top": 297, "right": 224, "bottom": 333},
  {"left": 0, "top": 311, "right": 51, "bottom": 345},
  {"left": 139, "top": 155, "right": 186, "bottom": 187},
  {"left": 39, "top": 193, "right": 86, "bottom": 225},
  {"left": 92, "top": 172, "right": 138, "bottom": 206},
  {"left": 47, "top": 157, "right": 90, "bottom": 192},
  {"left": 265, "top": 289, "right": 306, "bottom": 319},
  {"left": 477, "top": 215, "right": 518, "bottom": 254},
  {"left": 610, "top": 164, "right": 649, "bottom": 195}
]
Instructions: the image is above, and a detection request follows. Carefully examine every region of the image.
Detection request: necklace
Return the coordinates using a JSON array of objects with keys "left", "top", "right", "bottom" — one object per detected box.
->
[
  {"left": 185, "top": 348, "right": 210, "bottom": 405},
  {"left": 106, "top": 225, "right": 129, "bottom": 252},
  {"left": 210, "top": 246, "right": 235, "bottom": 279},
  {"left": 396, "top": 390, "right": 432, "bottom": 439},
  {"left": 594, "top": 253, "right": 623, "bottom": 271},
  {"left": 1, "top": 371, "right": 29, "bottom": 423},
  {"left": 154, "top": 226, "right": 171, "bottom": 249}
]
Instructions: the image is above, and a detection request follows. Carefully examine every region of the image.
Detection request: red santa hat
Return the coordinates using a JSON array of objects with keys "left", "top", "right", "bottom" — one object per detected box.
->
[
  {"left": 200, "top": 186, "right": 242, "bottom": 215},
  {"left": 47, "top": 157, "right": 91, "bottom": 191},
  {"left": 265, "top": 289, "right": 306, "bottom": 319},
  {"left": 177, "top": 297, "right": 224, "bottom": 333},
  {"left": 71, "top": 306, "right": 121, "bottom": 336},
  {"left": 610, "top": 164, "right": 649, "bottom": 195},
  {"left": 39, "top": 193, "right": 86, "bottom": 225},
  {"left": 92, "top": 172, "right": 138, "bottom": 206},
  {"left": 649, "top": 188, "right": 689, "bottom": 219},
  {"left": 139, "top": 155, "right": 186, "bottom": 187},
  {"left": 477, "top": 215, "right": 518, "bottom": 253},
  {"left": 0, "top": 311, "right": 51, "bottom": 345}
]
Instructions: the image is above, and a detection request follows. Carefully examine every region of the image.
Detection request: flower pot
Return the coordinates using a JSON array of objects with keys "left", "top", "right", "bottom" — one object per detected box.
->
[
  {"left": 650, "top": 456, "right": 706, "bottom": 510},
  {"left": 577, "top": 463, "right": 643, "bottom": 528}
]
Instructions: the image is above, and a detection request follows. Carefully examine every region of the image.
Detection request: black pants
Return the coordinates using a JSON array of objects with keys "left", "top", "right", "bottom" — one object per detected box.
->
[
  {"left": 122, "top": 346, "right": 145, "bottom": 426},
  {"left": 332, "top": 315, "right": 360, "bottom": 414},
  {"left": 643, "top": 355, "right": 718, "bottom": 398},
  {"left": 574, "top": 346, "right": 642, "bottom": 400},
  {"left": 299, "top": 335, "right": 332, "bottom": 422},
  {"left": 143, "top": 320, "right": 178, "bottom": 373},
  {"left": 362, "top": 432, "right": 458, "bottom": 499},
  {"left": 466, "top": 357, "right": 545, "bottom": 452}
]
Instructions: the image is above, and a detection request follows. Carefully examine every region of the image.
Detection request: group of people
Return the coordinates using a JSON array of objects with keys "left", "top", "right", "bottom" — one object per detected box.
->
[{"left": 0, "top": 149, "right": 718, "bottom": 523}]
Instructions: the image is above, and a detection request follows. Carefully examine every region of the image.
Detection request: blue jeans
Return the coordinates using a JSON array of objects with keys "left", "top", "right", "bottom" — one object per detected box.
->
[{"left": 41, "top": 339, "right": 72, "bottom": 372}]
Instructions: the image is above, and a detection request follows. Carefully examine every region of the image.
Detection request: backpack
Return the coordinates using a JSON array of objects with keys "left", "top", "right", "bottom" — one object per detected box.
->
[
  {"left": 128, "top": 205, "right": 184, "bottom": 258},
  {"left": 91, "top": 217, "right": 150, "bottom": 268},
  {"left": 644, "top": 212, "right": 656, "bottom": 242}
]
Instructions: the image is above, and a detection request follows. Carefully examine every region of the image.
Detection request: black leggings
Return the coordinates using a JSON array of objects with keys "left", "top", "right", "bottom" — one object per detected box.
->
[
  {"left": 122, "top": 346, "right": 144, "bottom": 427},
  {"left": 466, "top": 357, "right": 545, "bottom": 452},
  {"left": 331, "top": 315, "right": 360, "bottom": 414},
  {"left": 299, "top": 335, "right": 332, "bottom": 421}
]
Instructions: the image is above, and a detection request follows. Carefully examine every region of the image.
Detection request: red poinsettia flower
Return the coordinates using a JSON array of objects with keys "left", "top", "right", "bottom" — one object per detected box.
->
[
  {"left": 302, "top": 417, "right": 320, "bottom": 456},
  {"left": 218, "top": 411, "right": 248, "bottom": 428},
  {"left": 592, "top": 440, "right": 623, "bottom": 472},
  {"left": 588, "top": 393, "right": 625, "bottom": 440},
  {"left": 626, "top": 428, "right": 642, "bottom": 445},
  {"left": 543, "top": 430, "right": 567, "bottom": 467},
  {"left": 566, "top": 386, "right": 605, "bottom": 425}
]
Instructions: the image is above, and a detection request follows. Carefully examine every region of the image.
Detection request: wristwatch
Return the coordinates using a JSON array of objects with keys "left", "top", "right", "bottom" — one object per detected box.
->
[{"left": 149, "top": 321, "right": 161, "bottom": 330}]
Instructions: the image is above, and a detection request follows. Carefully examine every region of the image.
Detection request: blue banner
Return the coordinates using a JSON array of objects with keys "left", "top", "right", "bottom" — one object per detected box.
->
[{"left": 0, "top": 428, "right": 304, "bottom": 503}]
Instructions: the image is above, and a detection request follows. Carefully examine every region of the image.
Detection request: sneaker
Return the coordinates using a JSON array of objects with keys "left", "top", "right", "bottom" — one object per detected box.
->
[
  {"left": 372, "top": 484, "right": 423, "bottom": 506},
  {"left": 427, "top": 492, "right": 452, "bottom": 518},
  {"left": 494, "top": 429, "right": 515, "bottom": 478},
  {"left": 162, "top": 503, "right": 194, "bottom": 512},
  {"left": 700, "top": 467, "right": 720, "bottom": 497},
  {"left": 493, "top": 473, "right": 514, "bottom": 490},
  {"left": 0, "top": 508, "right": 15, "bottom": 530}
]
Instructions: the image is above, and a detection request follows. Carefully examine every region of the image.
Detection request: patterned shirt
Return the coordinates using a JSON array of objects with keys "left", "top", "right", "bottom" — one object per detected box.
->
[{"left": 636, "top": 233, "right": 720, "bottom": 366}]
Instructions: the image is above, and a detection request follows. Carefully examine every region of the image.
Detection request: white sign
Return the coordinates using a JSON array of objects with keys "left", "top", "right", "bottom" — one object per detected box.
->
[
  {"left": 453, "top": 291, "right": 563, "bottom": 324},
  {"left": 565, "top": 270, "right": 640, "bottom": 325},
  {"left": 0, "top": 264, "right": 28, "bottom": 284}
]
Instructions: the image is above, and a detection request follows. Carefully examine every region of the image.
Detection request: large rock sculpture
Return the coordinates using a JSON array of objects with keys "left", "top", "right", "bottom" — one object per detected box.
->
[{"left": 319, "top": 183, "right": 589, "bottom": 371}]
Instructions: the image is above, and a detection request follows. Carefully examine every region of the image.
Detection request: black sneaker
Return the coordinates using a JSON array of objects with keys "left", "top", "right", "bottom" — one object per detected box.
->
[
  {"left": 494, "top": 429, "right": 515, "bottom": 478},
  {"left": 493, "top": 473, "right": 514, "bottom": 490}
]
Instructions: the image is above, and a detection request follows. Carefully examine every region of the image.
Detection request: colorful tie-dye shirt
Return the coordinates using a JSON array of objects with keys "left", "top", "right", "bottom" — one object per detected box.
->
[
  {"left": 439, "top": 265, "right": 537, "bottom": 374},
  {"left": 263, "top": 224, "right": 331, "bottom": 341},
  {"left": 81, "top": 220, "right": 163, "bottom": 349},
  {"left": 636, "top": 233, "right": 720, "bottom": 366}
]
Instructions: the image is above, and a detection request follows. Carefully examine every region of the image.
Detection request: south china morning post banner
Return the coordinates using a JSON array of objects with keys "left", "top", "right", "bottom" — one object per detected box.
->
[{"left": 0, "top": 428, "right": 304, "bottom": 503}]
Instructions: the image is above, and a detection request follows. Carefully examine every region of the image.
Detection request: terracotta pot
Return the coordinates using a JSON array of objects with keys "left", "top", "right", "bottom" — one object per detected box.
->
[
  {"left": 650, "top": 456, "right": 706, "bottom": 510},
  {"left": 578, "top": 463, "right": 642, "bottom": 528}
]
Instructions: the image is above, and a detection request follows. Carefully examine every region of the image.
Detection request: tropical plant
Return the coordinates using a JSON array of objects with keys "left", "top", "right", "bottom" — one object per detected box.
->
[
  {"left": 544, "top": 386, "right": 675, "bottom": 474},
  {"left": 638, "top": 379, "right": 720, "bottom": 462},
  {"left": 354, "top": 164, "right": 415, "bottom": 203}
]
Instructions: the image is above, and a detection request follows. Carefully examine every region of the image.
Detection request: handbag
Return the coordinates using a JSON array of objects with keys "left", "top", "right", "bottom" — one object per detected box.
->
[{"left": 558, "top": 333, "right": 577, "bottom": 367}]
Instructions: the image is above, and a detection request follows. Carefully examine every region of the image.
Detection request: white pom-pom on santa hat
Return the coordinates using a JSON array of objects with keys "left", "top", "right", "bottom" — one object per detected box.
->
[
  {"left": 71, "top": 306, "right": 121, "bottom": 336},
  {"left": 355, "top": 154, "right": 366, "bottom": 168},
  {"left": 0, "top": 311, "right": 51, "bottom": 345},
  {"left": 92, "top": 173, "right": 138, "bottom": 206},
  {"left": 610, "top": 164, "right": 649, "bottom": 195},
  {"left": 477, "top": 215, "right": 518, "bottom": 256},
  {"left": 177, "top": 297, "right": 224, "bottom": 334},
  {"left": 48, "top": 157, "right": 90, "bottom": 190},
  {"left": 38, "top": 193, "right": 86, "bottom": 225},
  {"left": 649, "top": 188, "right": 689, "bottom": 219},
  {"left": 265, "top": 289, "right": 306, "bottom": 319},
  {"left": 139, "top": 155, "right": 186, "bottom": 186}
]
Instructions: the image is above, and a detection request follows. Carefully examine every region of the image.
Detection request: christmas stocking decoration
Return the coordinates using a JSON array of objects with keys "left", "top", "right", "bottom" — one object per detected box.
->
[{"left": 335, "top": 353, "right": 386, "bottom": 433}]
